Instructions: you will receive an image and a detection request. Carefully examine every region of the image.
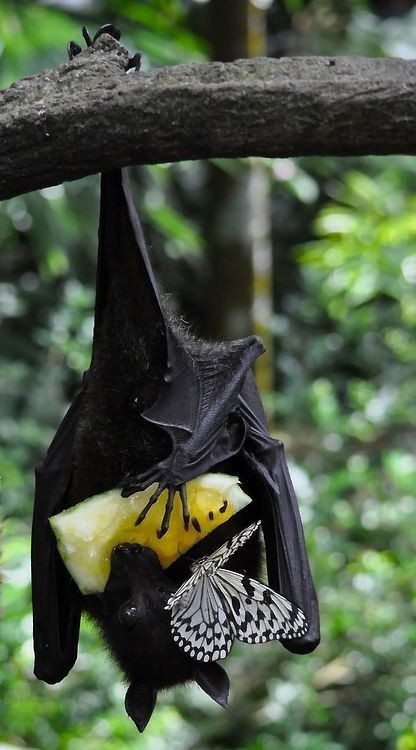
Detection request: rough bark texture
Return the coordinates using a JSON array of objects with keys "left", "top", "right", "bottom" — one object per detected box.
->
[
  {"left": 203, "top": 0, "right": 253, "bottom": 342},
  {"left": 1, "top": 34, "right": 416, "bottom": 199}
]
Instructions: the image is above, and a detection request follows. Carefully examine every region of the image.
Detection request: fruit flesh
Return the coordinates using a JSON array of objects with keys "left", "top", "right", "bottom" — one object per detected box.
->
[{"left": 50, "top": 473, "right": 252, "bottom": 594}]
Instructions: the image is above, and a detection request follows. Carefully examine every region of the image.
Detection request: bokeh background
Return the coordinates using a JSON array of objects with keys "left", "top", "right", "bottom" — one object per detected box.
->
[{"left": 1, "top": 1, "right": 416, "bottom": 748}]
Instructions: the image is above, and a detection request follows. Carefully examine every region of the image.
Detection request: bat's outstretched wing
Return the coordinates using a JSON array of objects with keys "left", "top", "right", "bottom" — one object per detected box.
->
[{"left": 237, "top": 371, "right": 320, "bottom": 654}]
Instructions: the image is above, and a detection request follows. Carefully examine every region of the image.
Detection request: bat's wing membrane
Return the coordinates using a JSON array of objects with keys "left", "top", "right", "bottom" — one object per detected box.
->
[
  {"left": 32, "top": 382, "right": 85, "bottom": 683},
  {"left": 94, "top": 169, "right": 167, "bottom": 340},
  {"left": 238, "top": 372, "right": 320, "bottom": 654}
]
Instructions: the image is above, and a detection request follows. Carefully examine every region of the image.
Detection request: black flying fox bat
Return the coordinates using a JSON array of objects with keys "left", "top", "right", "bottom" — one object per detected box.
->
[{"left": 32, "top": 170, "right": 320, "bottom": 727}]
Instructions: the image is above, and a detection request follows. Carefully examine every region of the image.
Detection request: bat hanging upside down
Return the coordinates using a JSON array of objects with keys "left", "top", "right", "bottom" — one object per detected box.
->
[{"left": 31, "top": 26, "right": 320, "bottom": 734}]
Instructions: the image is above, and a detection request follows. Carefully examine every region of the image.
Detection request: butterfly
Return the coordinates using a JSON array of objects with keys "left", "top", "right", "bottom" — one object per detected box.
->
[{"left": 165, "top": 521, "right": 309, "bottom": 662}]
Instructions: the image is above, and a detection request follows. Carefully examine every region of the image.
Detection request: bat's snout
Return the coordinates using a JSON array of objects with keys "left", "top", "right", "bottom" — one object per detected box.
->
[
  {"left": 112, "top": 542, "right": 144, "bottom": 559},
  {"left": 111, "top": 542, "right": 160, "bottom": 568}
]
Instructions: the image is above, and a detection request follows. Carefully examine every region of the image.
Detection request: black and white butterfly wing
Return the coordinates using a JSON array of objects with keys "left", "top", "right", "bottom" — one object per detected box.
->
[
  {"left": 169, "top": 567, "right": 308, "bottom": 662},
  {"left": 193, "top": 521, "right": 261, "bottom": 572},
  {"left": 214, "top": 569, "right": 309, "bottom": 644},
  {"left": 170, "top": 575, "right": 235, "bottom": 662},
  {"left": 167, "top": 522, "right": 261, "bottom": 661},
  {"left": 166, "top": 521, "right": 261, "bottom": 611},
  {"left": 166, "top": 521, "right": 308, "bottom": 662}
]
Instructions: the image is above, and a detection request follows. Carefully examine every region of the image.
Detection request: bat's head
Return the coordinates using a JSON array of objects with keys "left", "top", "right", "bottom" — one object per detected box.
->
[
  {"left": 95, "top": 542, "right": 180, "bottom": 683},
  {"left": 105, "top": 542, "right": 170, "bottom": 608},
  {"left": 84, "top": 541, "right": 230, "bottom": 733}
]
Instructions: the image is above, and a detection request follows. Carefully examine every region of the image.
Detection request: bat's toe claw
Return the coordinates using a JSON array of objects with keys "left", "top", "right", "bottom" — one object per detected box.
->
[
  {"left": 191, "top": 516, "right": 201, "bottom": 533},
  {"left": 121, "top": 486, "right": 134, "bottom": 498},
  {"left": 156, "top": 486, "right": 175, "bottom": 538},
  {"left": 134, "top": 510, "right": 146, "bottom": 527},
  {"left": 126, "top": 52, "right": 142, "bottom": 73},
  {"left": 82, "top": 25, "right": 92, "bottom": 47},
  {"left": 67, "top": 41, "right": 82, "bottom": 60},
  {"left": 92, "top": 24, "right": 121, "bottom": 44}
]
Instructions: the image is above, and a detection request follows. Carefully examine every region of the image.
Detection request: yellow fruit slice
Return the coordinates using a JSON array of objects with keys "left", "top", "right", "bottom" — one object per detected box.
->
[{"left": 50, "top": 473, "right": 252, "bottom": 595}]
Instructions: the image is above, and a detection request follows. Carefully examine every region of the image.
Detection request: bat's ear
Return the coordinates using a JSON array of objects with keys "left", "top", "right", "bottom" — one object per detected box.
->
[
  {"left": 194, "top": 663, "right": 230, "bottom": 708},
  {"left": 125, "top": 681, "right": 157, "bottom": 732}
]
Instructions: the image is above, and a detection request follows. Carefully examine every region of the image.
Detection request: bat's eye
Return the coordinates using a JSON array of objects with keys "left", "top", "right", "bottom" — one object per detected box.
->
[
  {"left": 119, "top": 601, "right": 139, "bottom": 627},
  {"left": 129, "top": 395, "right": 142, "bottom": 412}
]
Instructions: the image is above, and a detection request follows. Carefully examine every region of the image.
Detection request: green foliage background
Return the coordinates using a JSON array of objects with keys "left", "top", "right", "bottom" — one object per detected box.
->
[{"left": 1, "top": 2, "right": 415, "bottom": 749}]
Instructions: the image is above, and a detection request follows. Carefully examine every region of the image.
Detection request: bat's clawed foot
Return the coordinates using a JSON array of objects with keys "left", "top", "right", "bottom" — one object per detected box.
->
[{"left": 67, "top": 23, "right": 122, "bottom": 61}]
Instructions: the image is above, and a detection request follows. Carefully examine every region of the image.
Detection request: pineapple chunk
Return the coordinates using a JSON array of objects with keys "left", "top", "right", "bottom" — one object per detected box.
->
[{"left": 50, "top": 474, "right": 252, "bottom": 594}]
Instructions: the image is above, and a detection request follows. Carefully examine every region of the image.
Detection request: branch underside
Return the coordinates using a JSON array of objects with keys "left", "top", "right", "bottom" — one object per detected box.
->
[{"left": 1, "top": 35, "right": 416, "bottom": 199}]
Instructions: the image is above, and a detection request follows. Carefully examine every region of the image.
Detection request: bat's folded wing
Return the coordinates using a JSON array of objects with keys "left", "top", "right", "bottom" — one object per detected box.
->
[
  {"left": 125, "top": 335, "right": 265, "bottom": 491},
  {"left": 238, "top": 372, "right": 320, "bottom": 654},
  {"left": 32, "top": 383, "right": 85, "bottom": 683}
]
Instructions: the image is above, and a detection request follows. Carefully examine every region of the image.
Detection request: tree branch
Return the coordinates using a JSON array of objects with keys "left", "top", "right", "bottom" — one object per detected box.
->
[{"left": 1, "top": 34, "right": 416, "bottom": 199}]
